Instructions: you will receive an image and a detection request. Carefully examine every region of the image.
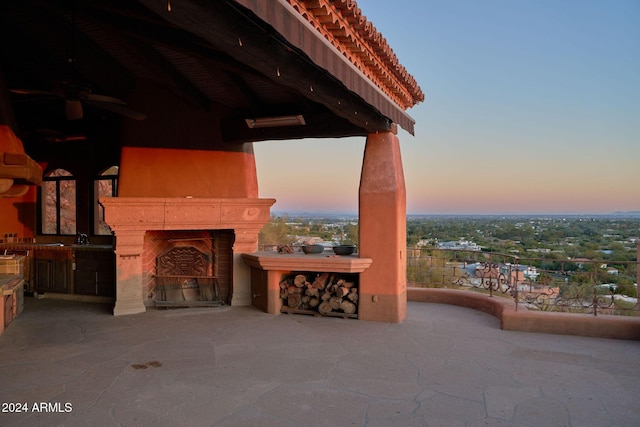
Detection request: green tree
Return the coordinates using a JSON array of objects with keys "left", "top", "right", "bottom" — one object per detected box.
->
[
  {"left": 342, "top": 223, "right": 359, "bottom": 245},
  {"left": 259, "top": 217, "right": 295, "bottom": 246}
]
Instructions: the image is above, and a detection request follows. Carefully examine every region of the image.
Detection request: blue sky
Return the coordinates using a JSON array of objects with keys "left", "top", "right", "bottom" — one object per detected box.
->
[{"left": 255, "top": 0, "right": 640, "bottom": 215}]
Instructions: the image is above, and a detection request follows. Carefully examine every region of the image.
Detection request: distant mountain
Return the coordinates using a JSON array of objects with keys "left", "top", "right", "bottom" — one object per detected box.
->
[
  {"left": 272, "top": 210, "right": 358, "bottom": 219},
  {"left": 274, "top": 210, "right": 640, "bottom": 219},
  {"left": 611, "top": 211, "right": 640, "bottom": 217}
]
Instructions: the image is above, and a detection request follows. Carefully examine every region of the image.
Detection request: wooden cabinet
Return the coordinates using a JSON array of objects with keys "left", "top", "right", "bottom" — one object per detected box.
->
[
  {"left": 34, "top": 250, "right": 71, "bottom": 293},
  {"left": 10, "top": 246, "right": 115, "bottom": 298},
  {"left": 74, "top": 250, "right": 115, "bottom": 297}
]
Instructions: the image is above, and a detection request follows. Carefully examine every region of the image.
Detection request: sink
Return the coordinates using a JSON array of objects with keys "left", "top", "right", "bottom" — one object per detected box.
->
[{"left": 32, "top": 243, "right": 113, "bottom": 250}]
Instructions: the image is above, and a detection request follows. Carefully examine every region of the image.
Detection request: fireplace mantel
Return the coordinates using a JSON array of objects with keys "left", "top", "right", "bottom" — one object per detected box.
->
[{"left": 100, "top": 197, "right": 275, "bottom": 231}]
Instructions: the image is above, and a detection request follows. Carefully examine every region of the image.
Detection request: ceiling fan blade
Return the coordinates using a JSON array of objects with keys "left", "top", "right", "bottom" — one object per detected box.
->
[
  {"left": 9, "top": 88, "right": 61, "bottom": 97},
  {"left": 11, "top": 83, "right": 145, "bottom": 120},
  {"left": 30, "top": 129, "right": 87, "bottom": 143},
  {"left": 84, "top": 100, "right": 146, "bottom": 120},
  {"left": 83, "top": 93, "right": 127, "bottom": 105},
  {"left": 65, "top": 99, "right": 83, "bottom": 120}
]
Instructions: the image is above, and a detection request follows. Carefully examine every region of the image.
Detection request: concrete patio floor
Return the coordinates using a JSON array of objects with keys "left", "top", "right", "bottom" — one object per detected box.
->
[{"left": 1, "top": 297, "right": 639, "bottom": 427}]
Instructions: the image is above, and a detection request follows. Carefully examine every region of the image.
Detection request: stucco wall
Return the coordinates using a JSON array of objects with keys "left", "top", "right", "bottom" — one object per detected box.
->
[
  {"left": 408, "top": 287, "right": 640, "bottom": 340},
  {"left": 118, "top": 147, "right": 258, "bottom": 198},
  {"left": 117, "top": 81, "right": 258, "bottom": 198}
]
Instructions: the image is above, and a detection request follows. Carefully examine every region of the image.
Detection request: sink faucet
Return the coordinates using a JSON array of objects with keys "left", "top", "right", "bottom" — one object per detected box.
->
[{"left": 77, "top": 233, "right": 89, "bottom": 245}]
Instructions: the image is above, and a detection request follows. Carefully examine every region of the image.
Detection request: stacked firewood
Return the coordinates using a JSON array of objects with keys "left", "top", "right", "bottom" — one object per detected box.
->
[{"left": 279, "top": 272, "right": 359, "bottom": 315}]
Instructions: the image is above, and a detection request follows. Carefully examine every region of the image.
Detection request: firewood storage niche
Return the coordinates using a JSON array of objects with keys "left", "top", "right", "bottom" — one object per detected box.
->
[
  {"left": 280, "top": 271, "right": 359, "bottom": 318},
  {"left": 154, "top": 245, "right": 223, "bottom": 307}
]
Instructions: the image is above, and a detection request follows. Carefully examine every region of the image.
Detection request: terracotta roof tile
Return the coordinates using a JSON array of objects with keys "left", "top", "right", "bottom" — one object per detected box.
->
[{"left": 287, "top": 0, "right": 424, "bottom": 110}]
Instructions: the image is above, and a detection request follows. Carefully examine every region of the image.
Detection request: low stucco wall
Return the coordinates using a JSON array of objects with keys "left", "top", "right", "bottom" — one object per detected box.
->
[{"left": 408, "top": 287, "right": 640, "bottom": 340}]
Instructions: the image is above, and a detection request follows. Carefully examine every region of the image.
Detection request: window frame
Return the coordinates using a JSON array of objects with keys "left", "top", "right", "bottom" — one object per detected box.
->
[
  {"left": 40, "top": 169, "right": 77, "bottom": 236},
  {"left": 93, "top": 166, "right": 119, "bottom": 236}
]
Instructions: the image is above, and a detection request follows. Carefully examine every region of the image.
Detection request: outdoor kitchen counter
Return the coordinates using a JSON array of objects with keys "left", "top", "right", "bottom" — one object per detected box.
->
[
  {"left": 0, "top": 244, "right": 114, "bottom": 296},
  {"left": 0, "top": 273, "right": 24, "bottom": 289},
  {"left": 1, "top": 243, "right": 113, "bottom": 250},
  {"left": 0, "top": 273, "right": 25, "bottom": 335},
  {"left": 242, "top": 251, "right": 372, "bottom": 314}
]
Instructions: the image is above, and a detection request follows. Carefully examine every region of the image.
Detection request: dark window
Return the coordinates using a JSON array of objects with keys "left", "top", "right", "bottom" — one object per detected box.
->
[{"left": 41, "top": 169, "right": 76, "bottom": 235}]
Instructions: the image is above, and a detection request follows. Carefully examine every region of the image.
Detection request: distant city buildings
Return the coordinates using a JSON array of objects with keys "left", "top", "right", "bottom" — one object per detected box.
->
[
  {"left": 436, "top": 239, "right": 482, "bottom": 251},
  {"left": 605, "top": 266, "right": 619, "bottom": 275}
]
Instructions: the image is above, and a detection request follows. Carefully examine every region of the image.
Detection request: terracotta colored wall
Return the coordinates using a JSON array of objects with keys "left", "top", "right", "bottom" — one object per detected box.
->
[
  {"left": 118, "top": 147, "right": 258, "bottom": 198},
  {"left": 117, "top": 80, "right": 258, "bottom": 198},
  {"left": 0, "top": 197, "right": 26, "bottom": 238},
  {"left": 0, "top": 124, "right": 39, "bottom": 239},
  {"left": 0, "top": 186, "right": 37, "bottom": 239}
]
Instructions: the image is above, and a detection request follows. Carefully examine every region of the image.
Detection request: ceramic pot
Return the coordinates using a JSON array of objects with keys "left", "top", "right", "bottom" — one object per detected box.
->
[
  {"left": 332, "top": 244, "right": 356, "bottom": 255},
  {"left": 302, "top": 244, "right": 324, "bottom": 254}
]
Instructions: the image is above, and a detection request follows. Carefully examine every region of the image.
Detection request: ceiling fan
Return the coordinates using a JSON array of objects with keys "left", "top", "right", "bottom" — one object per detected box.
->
[
  {"left": 9, "top": 80, "right": 146, "bottom": 121},
  {"left": 10, "top": 1, "right": 145, "bottom": 122},
  {"left": 25, "top": 128, "right": 87, "bottom": 143}
]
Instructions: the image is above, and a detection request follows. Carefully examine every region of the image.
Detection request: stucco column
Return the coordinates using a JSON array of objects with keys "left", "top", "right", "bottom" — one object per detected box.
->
[
  {"left": 358, "top": 131, "right": 407, "bottom": 323},
  {"left": 111, "top": 229, "right": 147, "bottom": 316}
]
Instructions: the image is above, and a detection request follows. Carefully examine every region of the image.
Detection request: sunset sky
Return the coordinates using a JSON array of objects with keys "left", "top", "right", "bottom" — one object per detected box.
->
[{"left": 254, "top": 0, "right": 640, "bottom": 215}]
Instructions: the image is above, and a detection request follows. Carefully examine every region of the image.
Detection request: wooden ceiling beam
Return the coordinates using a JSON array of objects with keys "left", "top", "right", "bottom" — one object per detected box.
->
[{"left": 138, "top": 0, "right": 393, "bottom": 136}]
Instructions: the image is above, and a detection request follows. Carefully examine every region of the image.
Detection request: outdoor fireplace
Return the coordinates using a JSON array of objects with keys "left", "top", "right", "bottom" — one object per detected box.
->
[{"left": 100, "top": 197, "right": 275, "bottom": 315}]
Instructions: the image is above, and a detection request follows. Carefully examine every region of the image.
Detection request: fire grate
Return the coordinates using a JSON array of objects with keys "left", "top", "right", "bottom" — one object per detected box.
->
[{"left": 154, "top": 246, "right": 223, "bottom": 307}]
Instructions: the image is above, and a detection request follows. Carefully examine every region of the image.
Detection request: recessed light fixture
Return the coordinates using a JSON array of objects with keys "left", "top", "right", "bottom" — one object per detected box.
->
[{"left": 244, "top": 114, "right": 306, "bottom": 129}]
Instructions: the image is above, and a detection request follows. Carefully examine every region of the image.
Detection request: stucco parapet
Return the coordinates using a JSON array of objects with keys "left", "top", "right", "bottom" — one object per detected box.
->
[{"left": 408, "top": 287, "right": 640, "bottom": 340}]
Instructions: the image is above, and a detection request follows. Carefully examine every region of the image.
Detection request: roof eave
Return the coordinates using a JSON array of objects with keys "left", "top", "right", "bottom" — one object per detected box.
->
[{"left": 235, "top": 0, "right": 417, "bottom": 135}]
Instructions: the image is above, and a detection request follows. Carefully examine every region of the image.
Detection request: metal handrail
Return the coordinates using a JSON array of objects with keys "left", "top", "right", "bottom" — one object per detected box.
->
[{"left": 407, "top": 247, "right": 639, "bottom": 317}]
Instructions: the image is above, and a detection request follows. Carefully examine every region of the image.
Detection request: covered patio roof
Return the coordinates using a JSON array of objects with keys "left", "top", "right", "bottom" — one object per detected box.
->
[{"left": 1, "top": 0, "right": 423, "bottom": 151}]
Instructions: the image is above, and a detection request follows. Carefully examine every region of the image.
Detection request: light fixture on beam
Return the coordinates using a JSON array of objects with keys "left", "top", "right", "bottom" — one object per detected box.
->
[{"left": 244, "top": 114, "right": 306, "bottom": 129}]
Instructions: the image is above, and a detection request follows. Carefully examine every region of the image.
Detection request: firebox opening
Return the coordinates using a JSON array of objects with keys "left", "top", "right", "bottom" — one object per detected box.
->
[{"left": 145, "top": 229, "right": 234, "bottom": 307}]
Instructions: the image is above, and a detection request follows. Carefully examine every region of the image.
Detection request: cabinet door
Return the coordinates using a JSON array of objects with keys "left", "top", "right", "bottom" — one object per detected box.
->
[
  {"left": 35, "top": 258, "right": 70, "bottom": 293},
  {"left": 74, "top": 270, "right": 97, "bottom": 295},
  {"left": 51, "top": 259, "right": 70, "bottom": 293},
  {"left": 34, "top": 258, "right": 53, "bottom": 292},
  {"left": 74, "top": 251, "right": 115, "bottom": 297},
  {"left": 96, "top": 269, "right": 115, "bottom": 297},
  {"left": 95, "top": 251, "right": 116, "bottom": 297}
]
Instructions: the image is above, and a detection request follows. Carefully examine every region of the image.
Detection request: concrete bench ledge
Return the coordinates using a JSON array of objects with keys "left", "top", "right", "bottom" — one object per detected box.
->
[
  {"left": 408, "top": 287, "right": 640, "bottom": 340},
  {"left": 242, "top": 252, "right": 373, "bottom": 273}
]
